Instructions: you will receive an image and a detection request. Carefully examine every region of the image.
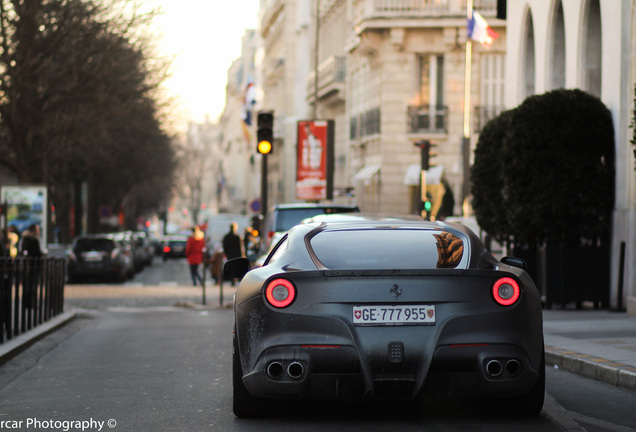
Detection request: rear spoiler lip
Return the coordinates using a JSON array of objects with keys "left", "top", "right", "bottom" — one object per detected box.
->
[{"left": 277, "top": 268, "right": 517, "bottom": 279}]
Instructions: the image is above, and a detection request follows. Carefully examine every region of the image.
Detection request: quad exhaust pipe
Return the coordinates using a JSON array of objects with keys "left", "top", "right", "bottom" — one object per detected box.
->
[
  {"left": 266, "top": 361, "right": 285, "bottom": 379},
  {"left": 505, "top": 359, "right": 522, "bottom": 376},
  {"left": 486, "top": 360, "right": 503, "bottom": 377},
  {"left": 266, "top": 361, "right": 305, "bottom": 380},
  {"left": 287, "top": 362, "right": 304, "bottom": 379},
  {"left": 485, "top": 358, "right": 522, "bottom": 378}
]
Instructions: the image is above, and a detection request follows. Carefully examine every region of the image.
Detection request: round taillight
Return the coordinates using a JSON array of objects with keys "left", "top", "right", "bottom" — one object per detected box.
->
[
  {"left": 492, "top": 277, "right": 520, "bottom": 306},
  {"left": 265, "top": 279, "right": 296, "bottom": 308}
]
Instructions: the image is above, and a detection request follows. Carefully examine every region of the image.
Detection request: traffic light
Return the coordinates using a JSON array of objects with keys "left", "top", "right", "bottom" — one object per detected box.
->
[
  {"left": 416, "top": 140, "right": 438, "bottom": 171},
  {"left": 423, "top": 200, "right": 432, "bottom": 212},
  {"left": 257, "top": 110, "right": 274, "bottom": 155}
]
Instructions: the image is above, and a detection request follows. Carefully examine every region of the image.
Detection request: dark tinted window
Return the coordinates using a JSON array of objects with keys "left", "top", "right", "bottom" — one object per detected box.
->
[
  {"left": 309, "top": 229, "right": 464, "bottom": 269},
  {"left": 275, "top": 207, "right": 358, "bottom": 232},
  {"left": 75, "top": 238, "right": 115, "bottom": 253}
]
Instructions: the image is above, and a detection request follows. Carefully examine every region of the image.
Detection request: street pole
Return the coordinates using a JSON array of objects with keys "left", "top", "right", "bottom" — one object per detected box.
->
[
  {"left": 462, "top": 0, "right": 473, "bottom": 209},
  {"left": 313, "top": 0, "right": 320, "bottom": 120},
  {"left": 260, "top": 154, "right": 268, "bottom": 221}
]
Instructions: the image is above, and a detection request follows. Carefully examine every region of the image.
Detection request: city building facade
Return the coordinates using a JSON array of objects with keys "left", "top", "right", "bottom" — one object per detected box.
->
[
  {"left": 257, "top": 0, "right": 313, "bottom": 209},
  {"left": 217, "top": 30, "right": 260, "bottom": 215}
]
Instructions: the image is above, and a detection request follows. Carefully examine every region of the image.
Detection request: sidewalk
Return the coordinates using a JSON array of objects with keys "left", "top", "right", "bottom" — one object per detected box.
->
[{"left": 543, "top": 308, "right": 636, "bottom": 391}]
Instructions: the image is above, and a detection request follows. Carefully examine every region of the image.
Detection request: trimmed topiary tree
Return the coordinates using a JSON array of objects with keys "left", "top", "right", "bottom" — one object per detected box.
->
[
  {"left": 503, "top": 89, "right": 615, "bottom": 248},
  {"left": 472, "top": 89, "right": 615, "bottom": 308},
  {"left": 471, "top": 108, "right": 516, "bottom": 244}
]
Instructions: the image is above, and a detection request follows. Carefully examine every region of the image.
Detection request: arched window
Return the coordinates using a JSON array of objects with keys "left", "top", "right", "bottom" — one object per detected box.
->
[
  {"left": 549, "top": 0, "right": 566, "bottom": 89},
  {"left": 582, "top": 0, "right": 602, "bottom": 97},
  {"left": 521, "top": 9, "right": 536, "bottom": 99}
]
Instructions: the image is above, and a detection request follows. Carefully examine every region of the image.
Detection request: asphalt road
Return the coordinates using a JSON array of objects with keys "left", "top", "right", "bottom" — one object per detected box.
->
[{"left": 0, "top": 258, "right": 635, "bottom": 431}]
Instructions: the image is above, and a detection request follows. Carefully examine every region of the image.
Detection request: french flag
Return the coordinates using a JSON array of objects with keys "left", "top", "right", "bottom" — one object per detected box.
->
[{"left": 467, "top": 10, "right": 499, "bottom": 48}]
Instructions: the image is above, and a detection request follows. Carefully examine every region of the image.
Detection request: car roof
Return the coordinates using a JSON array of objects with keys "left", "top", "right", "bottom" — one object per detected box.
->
[
  {"left": 272, "top": 203, "right": 359, "bottom": 210},
  {"left": 300, "top": 212, "right": 422, "bottom": 225},
  {"left": 305, "top": 218, "right": 451, "bottom": 232}
]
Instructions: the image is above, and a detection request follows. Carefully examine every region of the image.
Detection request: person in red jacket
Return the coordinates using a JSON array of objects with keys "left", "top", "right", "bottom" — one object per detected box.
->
[{"left": 185, "top": 226, "right": 206, "bottom": 286}]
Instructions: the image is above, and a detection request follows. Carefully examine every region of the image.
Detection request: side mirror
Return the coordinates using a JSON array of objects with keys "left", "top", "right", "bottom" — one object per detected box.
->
[
  {"left": 223, "top": 257, "right": 251, "bottom": 280},
  {"left": 500, "top": 256, "right": 527, "bottom": 270}
]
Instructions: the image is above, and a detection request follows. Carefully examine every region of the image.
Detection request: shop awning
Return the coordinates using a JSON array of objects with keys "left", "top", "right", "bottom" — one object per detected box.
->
[
  {"left": 404, "top": 164, "right": 445, "bottom": 186},
  {"left": 353, "top": 163, "right": 381, "bottom": 185},
  {"left": 404, "top": 164, "right": 421, "bottom": 186}
]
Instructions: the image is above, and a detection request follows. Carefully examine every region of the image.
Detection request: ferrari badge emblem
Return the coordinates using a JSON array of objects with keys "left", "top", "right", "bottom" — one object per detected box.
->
[{"left": 390, "top": 284, "right": 402, "bottom": 300}]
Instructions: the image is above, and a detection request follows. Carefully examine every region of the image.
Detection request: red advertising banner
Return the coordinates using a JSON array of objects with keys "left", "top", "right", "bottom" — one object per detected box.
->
[{"left": 296, "top": 120, "right": 331, "bottom": 201}]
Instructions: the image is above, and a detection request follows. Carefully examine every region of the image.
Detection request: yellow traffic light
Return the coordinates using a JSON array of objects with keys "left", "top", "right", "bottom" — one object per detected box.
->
[{"left": 257, "top": 140, "right": 272, "bottom": 155}]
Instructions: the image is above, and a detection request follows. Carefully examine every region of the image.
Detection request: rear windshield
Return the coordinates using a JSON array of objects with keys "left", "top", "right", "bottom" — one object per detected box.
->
[
  {"left": 75, "top": 239, "right": 115, "bottom": 253},
  {"left": 309, "top": 229, "right": 465, "bottom": 270},
  {"left": 168, "top": 238, "right": 187, "bottom": 245},
  {"left": 275, "top": 207, "right": 358, "bottom": 232}
]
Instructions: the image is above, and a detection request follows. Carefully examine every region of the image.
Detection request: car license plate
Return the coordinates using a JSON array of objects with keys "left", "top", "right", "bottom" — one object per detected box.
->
[
  {"left": 82, "top": 252, "right": 104, "bottom": 262},
  {"left": 353, "top": 305, "right": 435, "bottom": 325}
]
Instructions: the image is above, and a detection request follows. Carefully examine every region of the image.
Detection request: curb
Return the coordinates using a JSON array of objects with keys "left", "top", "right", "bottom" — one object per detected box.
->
[
  {"left": 0, "top": 310, "right": 78, "bottom": 366},
  {"left": 546, "top": 345, "right": 636, "bottom": 392}
]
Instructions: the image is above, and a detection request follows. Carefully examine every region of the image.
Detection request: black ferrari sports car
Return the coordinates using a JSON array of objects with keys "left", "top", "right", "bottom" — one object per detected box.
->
[{"left": 224, "top": 218, "right": 544, "bottom": 418}]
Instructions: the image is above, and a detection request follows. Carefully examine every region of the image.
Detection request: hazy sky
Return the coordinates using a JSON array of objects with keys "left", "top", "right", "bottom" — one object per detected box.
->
[{"left": 145, "top": 0, "right": 260, "bottom": 125}]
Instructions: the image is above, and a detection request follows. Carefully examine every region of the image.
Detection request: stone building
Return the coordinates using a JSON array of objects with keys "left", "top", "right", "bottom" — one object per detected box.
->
[
  {"left": 257, "top": 0, "right": 313, "bottom": 208},
  {"left": 257, "top": 0, "right": 503, "bottom": 216},
  {"left": 217, "top": 30, "right": 260, "bottom": 214}
]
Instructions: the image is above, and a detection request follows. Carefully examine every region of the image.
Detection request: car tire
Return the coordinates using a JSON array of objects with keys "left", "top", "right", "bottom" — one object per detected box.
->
[{"left": 232, "top": 333, "right": 273, "bottom": 418}]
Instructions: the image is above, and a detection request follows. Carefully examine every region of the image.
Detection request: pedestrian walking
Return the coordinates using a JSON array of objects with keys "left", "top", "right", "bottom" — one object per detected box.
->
[
  {"left": 19, "top": 224, "right": 42, "bottom": 257},
  {"left": 6, "top": 226, "right": 18, "bottom": 258},
  {"left": 18, "top": 224, "right": 42, "bottom": 313},
  {"left": 185, "top": 226, "right": 206, "bottom": 286},
  {"left": 222, "top": 222, "right": 244, "bottom": 286}
]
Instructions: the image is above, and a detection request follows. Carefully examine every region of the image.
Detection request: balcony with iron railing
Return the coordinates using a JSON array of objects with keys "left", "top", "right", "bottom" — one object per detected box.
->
[
  {"left": 350, "top": 107, "right": 381, "bottom": 140},
  {"left": 306, "top": 56, "right": 347, "bottom": 104},
  {"left": 352, "top": 0, "right": 497, "bottom": 27},
  {"left": 407, "top": 105, "right": 448, "bottom": 134}
]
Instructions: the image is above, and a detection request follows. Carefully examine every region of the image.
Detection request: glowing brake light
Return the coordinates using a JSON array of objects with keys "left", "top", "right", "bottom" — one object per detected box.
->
[
  {"left": 492, "top": 277, "right": 520, "bottom": 306},
  {"left": 265, "top": 279, "right": 296, "bottom": 308}
]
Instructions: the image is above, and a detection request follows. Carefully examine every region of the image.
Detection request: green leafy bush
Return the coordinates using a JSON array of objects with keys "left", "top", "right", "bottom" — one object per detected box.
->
[
  {"left": 471, "top": 108, "right": 516, "bottom": 244},
  {"left": 472, "top": 89, "right": 615, "bottom": 248}
]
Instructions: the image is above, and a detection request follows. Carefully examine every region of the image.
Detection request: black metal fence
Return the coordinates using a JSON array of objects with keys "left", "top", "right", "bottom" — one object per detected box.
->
[{"left": 0, "top": 257, "right": 66, "bottom": 344}]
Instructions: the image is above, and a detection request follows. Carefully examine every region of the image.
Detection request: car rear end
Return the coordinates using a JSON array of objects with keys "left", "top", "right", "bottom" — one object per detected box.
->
[
  {"left": 67, "top": 236, "right": 126, "bottom": 282},
  {"left": 162, "top": 236, "right": 188, "bottom": 260},
  {"left": 235, "top": 223, "right": 543, "bottom": 405}
]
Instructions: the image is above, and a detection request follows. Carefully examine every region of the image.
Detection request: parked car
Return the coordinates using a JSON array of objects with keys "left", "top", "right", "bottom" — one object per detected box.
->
[
  {"left": 111, "top": 232, "right": 136, "bottom": 278},
  {"left": 133, "top": 231, "right": 154, "bottom": 267},
  {"left": 261, "top": 203, "right": 359, "bottom": 252},
  {"left": 67, "top": 234, "right": 129, "bottom": 283},
  {"left": 162, "top": 235, "right": 189, "bottom": 261},
  {"left": 225, "top": 217, "right": 544, "bottom": 418}
]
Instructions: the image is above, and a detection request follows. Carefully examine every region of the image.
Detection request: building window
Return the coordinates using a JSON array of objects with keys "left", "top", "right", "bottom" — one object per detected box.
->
[
  {"left": 475, "top": 53, "right": 505, "bottom": 132},
  {"left": 350, "top": 107, "right": 380, "bottom": 139},
  {"left": 582, "top": 0, "right": 602, "bottom": 98},
  {"left": 522, "top": 11, "right": 536, "bottom": 99},
  {"left": 407, "top": 54, "right": 447, "bottom": 133},
  {"left": 549, "top": 0, "right": 566, "bottom": 90}
]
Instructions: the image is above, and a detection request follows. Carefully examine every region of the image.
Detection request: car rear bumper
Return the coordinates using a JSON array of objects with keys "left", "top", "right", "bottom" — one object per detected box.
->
[{"left": 241, "top": 342, "right": 540, "bottom": 401}]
